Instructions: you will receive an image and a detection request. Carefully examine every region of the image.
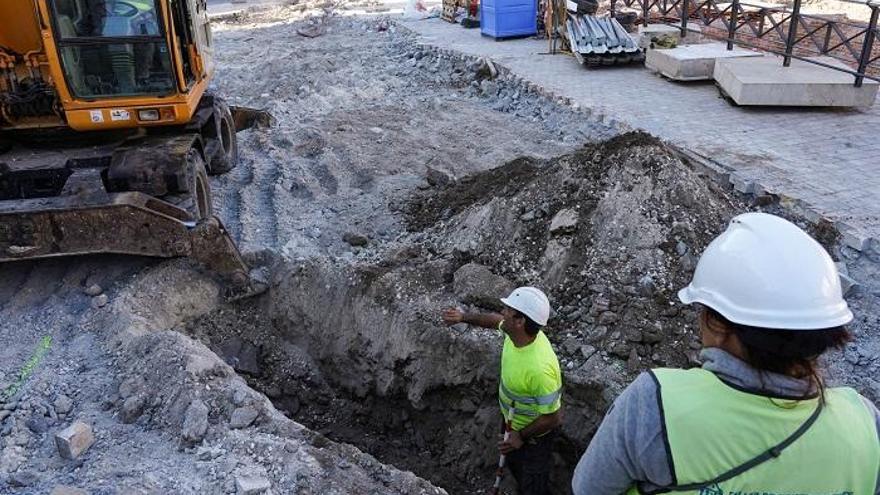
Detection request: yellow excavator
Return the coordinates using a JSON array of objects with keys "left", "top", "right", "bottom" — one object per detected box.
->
[{"left": 0, "top": 0, "right": 267, "bottom": 290}]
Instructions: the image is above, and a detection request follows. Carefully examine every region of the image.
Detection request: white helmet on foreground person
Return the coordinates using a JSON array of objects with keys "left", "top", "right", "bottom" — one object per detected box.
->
[
  {"left": 678, "top": 212, "right": 853, "bottom": 330},
  {"left": 501, "top": 287, "right": 551, "bottom": 326}
]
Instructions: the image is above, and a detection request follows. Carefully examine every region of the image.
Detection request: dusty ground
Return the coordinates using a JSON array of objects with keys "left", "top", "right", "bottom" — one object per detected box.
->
[
  {"left": 207, "top": 7, "right": 614, "bottom": 258},
  {"left": 1, "top": 3, "right": 879, "bottom": 495}
]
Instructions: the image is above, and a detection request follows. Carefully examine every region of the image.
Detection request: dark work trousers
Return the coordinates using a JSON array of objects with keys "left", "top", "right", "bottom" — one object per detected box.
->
[{"left": 506, "top": 430, "right": 557, "bottom": 495}]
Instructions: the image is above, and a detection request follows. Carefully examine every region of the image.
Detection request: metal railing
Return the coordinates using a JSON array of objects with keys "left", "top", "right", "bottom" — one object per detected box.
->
[{"left": 610, "top": 0, "right": 880, "bottom": 85}]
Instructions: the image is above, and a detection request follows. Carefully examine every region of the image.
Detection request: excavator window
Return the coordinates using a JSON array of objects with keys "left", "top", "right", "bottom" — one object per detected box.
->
[
  {"left": 48, "top": 0, "right": 176, "bottom": 98},
  {"left": 170, "top": 0, "right": 196, "bottom": 87}
]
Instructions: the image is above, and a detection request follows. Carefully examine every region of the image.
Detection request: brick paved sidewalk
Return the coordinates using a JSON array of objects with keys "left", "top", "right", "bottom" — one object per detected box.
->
[{"left": 401, "top": 18, "right": 880, "bottom": 251}]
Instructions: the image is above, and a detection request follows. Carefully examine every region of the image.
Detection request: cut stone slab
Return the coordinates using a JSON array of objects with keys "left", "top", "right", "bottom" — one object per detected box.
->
[
  {"left": 637, "top": 24, "right": 680, "bottom": 49},
  {"left": 714, "top": 56, "right": 879, "bottom": 107},
  {"left": 55, "top": 421, "right": 95, "bottom": 460},
  {"left": 646, "top": 43, "right": 761, "bottom": 81}
]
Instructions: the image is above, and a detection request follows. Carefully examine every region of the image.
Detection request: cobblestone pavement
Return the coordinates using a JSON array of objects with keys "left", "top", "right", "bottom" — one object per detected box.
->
[{"left": 401, "top": 19, "right": 880, "bottom": 251}]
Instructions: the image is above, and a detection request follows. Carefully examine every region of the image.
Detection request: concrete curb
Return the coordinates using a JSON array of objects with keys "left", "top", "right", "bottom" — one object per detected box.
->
[{"left": 395, "top": 20, "right": 877, "bottom": 255}]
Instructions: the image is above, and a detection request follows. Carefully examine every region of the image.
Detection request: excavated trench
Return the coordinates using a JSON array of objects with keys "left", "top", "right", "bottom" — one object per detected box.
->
[
  {"left": 183, "top": 133, "right": 842, "bottom": 494},
  {"left": 185, "top": 279, "right": 606, "bottom": 494}
]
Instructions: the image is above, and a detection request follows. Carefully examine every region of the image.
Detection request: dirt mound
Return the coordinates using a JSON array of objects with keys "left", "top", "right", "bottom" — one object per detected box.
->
[{"left": 405, "top": 156, "right": 542, "bottom": 231}]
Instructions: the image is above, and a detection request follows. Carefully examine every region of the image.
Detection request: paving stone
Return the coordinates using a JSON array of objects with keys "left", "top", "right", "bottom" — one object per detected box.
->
[{"left": 55, "top": 421, "right": 95, "bottom": 460}]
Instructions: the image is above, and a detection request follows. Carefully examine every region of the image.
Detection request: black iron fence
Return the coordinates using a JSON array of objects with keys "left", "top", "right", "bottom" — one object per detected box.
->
[{"left": 609, "top": 0, "right": 880, "bottom": 85}]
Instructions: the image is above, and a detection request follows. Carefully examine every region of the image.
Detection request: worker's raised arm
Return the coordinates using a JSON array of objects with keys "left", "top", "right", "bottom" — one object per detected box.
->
[{"left": 441, "top": 307, "right": 504, "bottom": 330}]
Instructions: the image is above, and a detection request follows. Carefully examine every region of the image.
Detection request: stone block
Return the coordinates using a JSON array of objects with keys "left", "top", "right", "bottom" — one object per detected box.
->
[
  {"left": 714, "top": 56, "right": 879, "bottom": 107},
  {"left": 235, "top": 475, "right": 271, "bottom": 494},
  {"left": 55, "top": 421, "right": 95, "bottom": 460},
  {"left": 645, "top": 42, "right": 761, "bottom": 81}
]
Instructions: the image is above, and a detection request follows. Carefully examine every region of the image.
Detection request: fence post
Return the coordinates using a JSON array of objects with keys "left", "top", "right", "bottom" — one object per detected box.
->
[
  {"left": 644, "top": 0, "right": 650, "bottom": 27},
  {"left": 611, "top": 0, "right": 617, "bottom": 18},
  {"left": 855, "top": 4, "right": 879, "bottom": 87},
  {"left": 681, "top": 0, "right": 689, "bottom": 37},
  {"left": 783, "top": 0, "right": 802, "bottom": 67},
  {"left": 728, "top": 0, "right": 739, "bottom": 50}
]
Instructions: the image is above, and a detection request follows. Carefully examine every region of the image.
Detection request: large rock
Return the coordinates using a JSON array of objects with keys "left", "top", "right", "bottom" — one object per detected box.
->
[
  {"left": 342, "top": 232, "right": 369, "bottom": 247},
  {"left": 120, "top": 394, "right": 146, "bottom": 424},
  {"left": 229, "top": 406, "right": 259, "bottom": 429},
  {"left": 453, "top": 263, "right": 514, "bottom": 310},
  {"left": 55, "top": 421, "right": 94, "bottom": 460},
  {"left": 54, "top": 395, "right": 74, "bottom": 415},
  {"left": 181, "top": 400, "right": 209, "bottom": 443},
  {"left": 219, "top": 337, "right": 262, "bottom": 375},
  {"left": 425, "top": 166, "right": 453, "bottom": 188},
  {"left": 549, "top": 208, "right": 578, "bottom": 235}
]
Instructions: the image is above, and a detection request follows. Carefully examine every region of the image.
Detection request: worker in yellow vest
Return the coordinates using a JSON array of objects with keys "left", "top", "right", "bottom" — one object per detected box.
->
[
  {"left": 443, "top": 287, "right": 563, "bottom": 495},
  {"left": 573, "top": 212, "right": 880, "bottom": 494}
]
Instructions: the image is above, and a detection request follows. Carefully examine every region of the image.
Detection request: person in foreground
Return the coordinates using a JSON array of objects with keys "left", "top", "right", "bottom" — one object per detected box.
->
[
  {"left": 572, "top": 212, "right": 880, "bottom": 495},
  {"left": 442, "top": 287, "right": 562, "bottom": 495}
]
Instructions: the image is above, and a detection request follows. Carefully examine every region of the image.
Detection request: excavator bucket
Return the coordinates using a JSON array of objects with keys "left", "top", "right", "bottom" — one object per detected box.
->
[
  {"left": 230, "top": 106, "right": 275, "bottom": 132},
  {"left": 0, "top": 190, "right": 253, "bottom": 292}
]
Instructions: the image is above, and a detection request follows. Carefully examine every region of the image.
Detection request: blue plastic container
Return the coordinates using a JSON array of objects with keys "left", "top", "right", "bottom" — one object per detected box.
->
[{"left": 480, "top": 0, "right": 537, "bottom": 39}]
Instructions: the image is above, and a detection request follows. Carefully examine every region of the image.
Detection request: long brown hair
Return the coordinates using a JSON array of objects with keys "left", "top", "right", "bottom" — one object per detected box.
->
[{"left": 704, "top": 307, "right": 850, "bottom": 397}]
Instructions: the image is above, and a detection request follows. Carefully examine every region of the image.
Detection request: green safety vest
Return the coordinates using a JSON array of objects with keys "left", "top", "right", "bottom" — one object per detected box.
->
[
  {"left": 497, "top": 327, "right": 563, "bottom": 431},
  {"left": 625, "top": 368, "right": 880, "bottom": 495}
]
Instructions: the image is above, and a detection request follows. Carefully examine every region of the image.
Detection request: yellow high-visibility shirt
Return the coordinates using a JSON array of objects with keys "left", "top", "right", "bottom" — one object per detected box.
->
[{"left": 497, "top": 323, "right": 563, "bottom": 431}]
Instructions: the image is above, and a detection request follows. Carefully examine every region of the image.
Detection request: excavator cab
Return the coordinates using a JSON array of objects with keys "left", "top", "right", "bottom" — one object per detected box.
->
[
  {"left": 50, "top": 0, "right": 176, "bottom": 99},
  {"left": 0, "top": 0, "right": 270, "bottom": 295}
]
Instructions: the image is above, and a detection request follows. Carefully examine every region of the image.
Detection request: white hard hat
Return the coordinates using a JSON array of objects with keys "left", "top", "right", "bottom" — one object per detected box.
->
[
  {"left": 501, "top": 287, "right": 551, "bottom": 326},
  {"left": 678, "top": 212, "right": 852, "bottom": 330}
]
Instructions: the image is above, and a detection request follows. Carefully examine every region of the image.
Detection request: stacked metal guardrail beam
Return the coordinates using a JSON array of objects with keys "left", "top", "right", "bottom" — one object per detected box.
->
[{"left": 565, "top": 14, "right": 646, "bottom": 66}]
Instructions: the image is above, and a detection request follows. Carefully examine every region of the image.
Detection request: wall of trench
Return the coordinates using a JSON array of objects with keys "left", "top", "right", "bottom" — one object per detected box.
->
[{"left": 187, "top": 257, "right": 617, "bottom": 494}]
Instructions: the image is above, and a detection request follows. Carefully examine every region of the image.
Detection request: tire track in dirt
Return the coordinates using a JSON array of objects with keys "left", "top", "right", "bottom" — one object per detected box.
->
[
  {"left": 238, "top": 153, "right": 282, "bottom": 249},
  {"left": 211, "top": 147, "right": 251, "bottom": 244}
]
